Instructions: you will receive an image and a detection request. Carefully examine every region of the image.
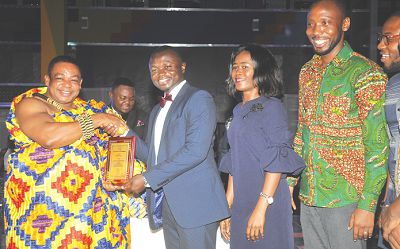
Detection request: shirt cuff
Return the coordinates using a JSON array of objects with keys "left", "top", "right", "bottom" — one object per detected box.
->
[
  {"left": 357, "top": 193, "right": 379, "bottom": 213},
  {"left": 143, "top": 176, "right": 151, "bottom": 188},
  {"left": 287, "top": 176, "right": 298, "bottom": 187}
]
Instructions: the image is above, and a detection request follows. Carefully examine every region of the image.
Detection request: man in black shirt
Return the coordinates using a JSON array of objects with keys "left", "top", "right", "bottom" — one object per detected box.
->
[{"left": 108, "top": 77, "right": 148, "bottom": 139}]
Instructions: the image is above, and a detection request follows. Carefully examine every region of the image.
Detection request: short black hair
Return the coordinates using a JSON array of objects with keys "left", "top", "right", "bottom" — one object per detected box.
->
[
  {"left": 310, "top": 0, "right": 350, "bottom": 20},
  {"left": 111, "top": 77, "right": 135, "bottom": 91},
  {"left": 226, "top": 44, "right": 283, "bottom": 99},
  {"left": 149, "top": 45, "right": 185, "bottom": 64},
  {"left": 47, "top": 55, "right": 81, "bottom": 76}
]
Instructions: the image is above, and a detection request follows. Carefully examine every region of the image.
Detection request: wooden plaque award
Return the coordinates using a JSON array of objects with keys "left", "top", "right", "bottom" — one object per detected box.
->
[{"left": 105, "top": 136, "right": 136, "bottom": 186}]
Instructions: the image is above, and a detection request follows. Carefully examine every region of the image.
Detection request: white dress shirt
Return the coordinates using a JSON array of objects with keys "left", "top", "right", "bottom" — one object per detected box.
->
[{"left": 153, "top": 80, "right": 186, "bottom": 163}]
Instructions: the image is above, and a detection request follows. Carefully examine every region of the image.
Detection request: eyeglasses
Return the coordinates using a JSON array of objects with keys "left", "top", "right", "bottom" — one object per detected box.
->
[{"left": 377, "top": 33, "right": 400, "bottom": 46}]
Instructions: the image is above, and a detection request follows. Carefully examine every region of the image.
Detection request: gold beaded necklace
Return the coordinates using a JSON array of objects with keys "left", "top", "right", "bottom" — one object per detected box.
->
[{"left": 33, "top": 93, "right": 65, "bottom": 112}]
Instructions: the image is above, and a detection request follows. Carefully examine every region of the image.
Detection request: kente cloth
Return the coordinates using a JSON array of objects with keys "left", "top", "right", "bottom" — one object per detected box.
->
[
  {"left": 128, "top": 159, "right": 147, "bottom": 219},
  {"left": 4, "top": 87, "right": 130, "bottom": 248},
  {"left": 146, "top": 188, "right": 164, "bottom": 230},
  {"left": 294, "top": 41, "right": 389, "bottom": 212}
]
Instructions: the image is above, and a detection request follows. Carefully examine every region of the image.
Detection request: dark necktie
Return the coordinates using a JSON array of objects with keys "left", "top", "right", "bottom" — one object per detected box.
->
[{"left": 159, "top": 93, "right": 173, "bottom": 108}]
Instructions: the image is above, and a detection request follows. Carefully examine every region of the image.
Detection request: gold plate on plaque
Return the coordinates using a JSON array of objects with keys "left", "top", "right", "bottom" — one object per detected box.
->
[{"left": 105, "top": 136, "right": 136, "bottom": 186}]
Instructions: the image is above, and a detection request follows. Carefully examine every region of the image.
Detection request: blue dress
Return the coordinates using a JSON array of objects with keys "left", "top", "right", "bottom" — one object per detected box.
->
[{"left": 220, "top": 96, "right": 305, "bottom": 249}]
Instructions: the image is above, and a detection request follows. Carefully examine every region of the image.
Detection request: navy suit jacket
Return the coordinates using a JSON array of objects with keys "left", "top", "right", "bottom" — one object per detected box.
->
[{"left": 135, "top": 83, "right": 230, "bottom": 228}]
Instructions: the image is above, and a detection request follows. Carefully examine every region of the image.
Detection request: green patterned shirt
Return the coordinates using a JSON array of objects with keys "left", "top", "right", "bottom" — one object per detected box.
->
[{"left": 294, "top": 42, "right": 388, "bottom": 212}]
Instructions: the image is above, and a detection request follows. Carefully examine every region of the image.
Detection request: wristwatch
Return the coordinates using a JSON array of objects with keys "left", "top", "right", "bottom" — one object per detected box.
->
[{"left": 259, "top": 192, "right": 274, "bottom": 205}]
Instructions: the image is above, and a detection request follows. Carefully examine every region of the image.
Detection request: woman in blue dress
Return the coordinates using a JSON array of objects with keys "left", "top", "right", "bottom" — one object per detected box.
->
[{"left": 219, "top": 44, "right": 305, "bottom": 249}]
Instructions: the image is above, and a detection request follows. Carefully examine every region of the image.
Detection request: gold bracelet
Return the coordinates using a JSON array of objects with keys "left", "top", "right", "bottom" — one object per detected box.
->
[{"left": 76, "top": 113, "right": 95, "bottom": 140}]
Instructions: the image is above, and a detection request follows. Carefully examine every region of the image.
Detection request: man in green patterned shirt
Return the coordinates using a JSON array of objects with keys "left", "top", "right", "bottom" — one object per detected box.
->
[{"left": 293, "top": 1, "right": 389, "bottom": 248}]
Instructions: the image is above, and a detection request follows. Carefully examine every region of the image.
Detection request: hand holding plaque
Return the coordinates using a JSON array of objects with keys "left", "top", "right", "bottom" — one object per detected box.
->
[
  {"left": 105, "top": 136, "right": 136, "bottom": 186},
  {"left": 123, "top": 174, "right": 147, "bottom": 194}
]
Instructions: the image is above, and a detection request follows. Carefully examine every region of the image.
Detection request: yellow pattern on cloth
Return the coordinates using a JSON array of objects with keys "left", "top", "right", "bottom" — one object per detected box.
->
[
  {"left": 5, "top": 87, "right": 131, "bottom": 248},
  {"left": 128, "top": 159, "right": 148, "bottom": 219}
]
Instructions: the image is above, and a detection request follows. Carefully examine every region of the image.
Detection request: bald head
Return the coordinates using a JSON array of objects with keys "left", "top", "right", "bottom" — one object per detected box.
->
[
  {"left": 310, "top": 0, "right": 348, "bottom": 21},
  {"left": 385, "top": 14, "right": 400, "bottom": 27}
]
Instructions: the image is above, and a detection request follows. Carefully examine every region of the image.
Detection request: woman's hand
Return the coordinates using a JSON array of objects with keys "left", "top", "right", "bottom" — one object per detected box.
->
[
  {"left": 246, "top": 205, "right": 266, "bottom": 241},
  {"left": 289, "top": 186, "right": 296, "bottom": 210},
  {"left": 220, "top": 218, "right": 231, "bottom": 241},
  {"left": 246, "top": 172, "right": 280, "bottom": 241}
]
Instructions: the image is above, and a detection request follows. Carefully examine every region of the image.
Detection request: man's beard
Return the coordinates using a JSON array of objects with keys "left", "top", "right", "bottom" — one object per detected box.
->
[
  {"left": 314, "top": 30, "right": 343, "bottom": 56},
  {"left": 385, "top": 60, "right": 400, "bottom": 74},
  {"left": 385, "top": 44, "right": 400, "bottom": 74}
]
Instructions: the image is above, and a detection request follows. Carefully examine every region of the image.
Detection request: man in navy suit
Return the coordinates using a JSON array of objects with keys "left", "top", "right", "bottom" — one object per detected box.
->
[{"left": 124, "top": 46, "right": 230, "bottom": 249}]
